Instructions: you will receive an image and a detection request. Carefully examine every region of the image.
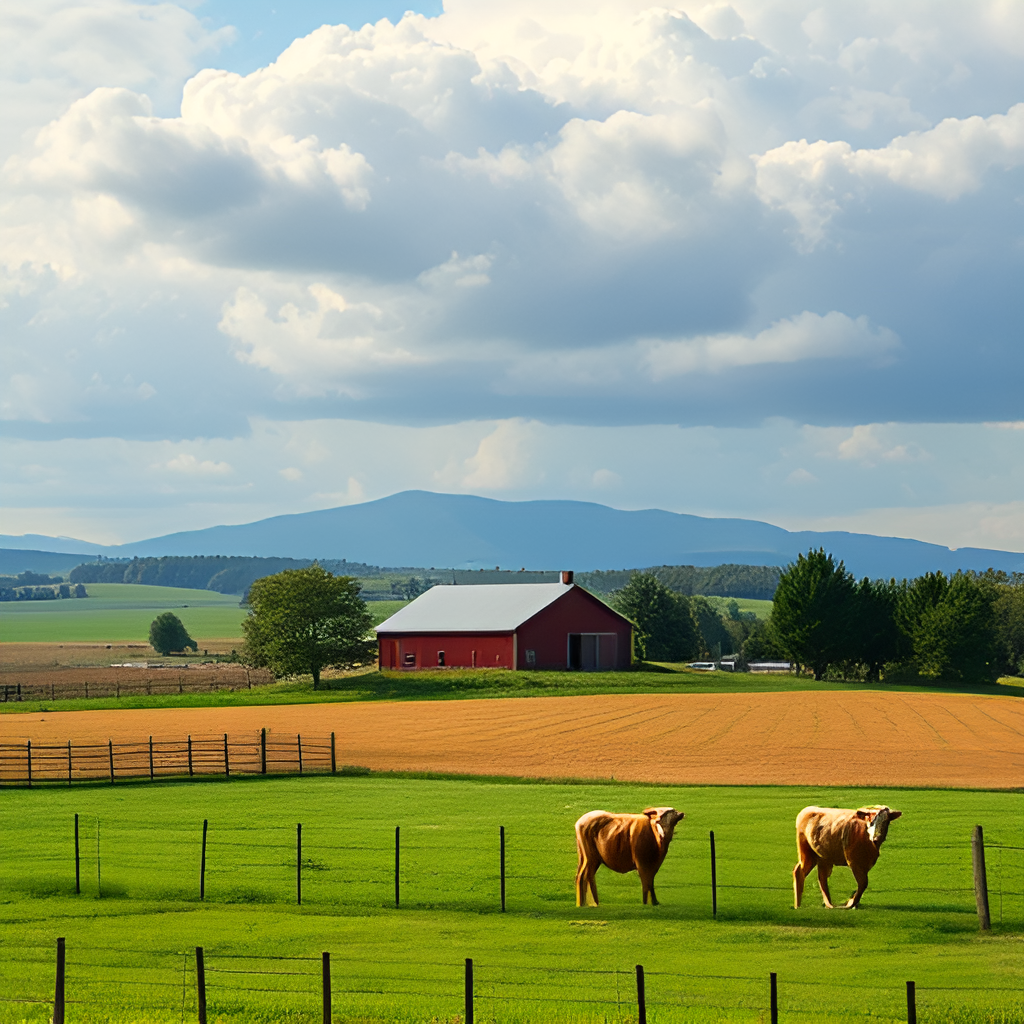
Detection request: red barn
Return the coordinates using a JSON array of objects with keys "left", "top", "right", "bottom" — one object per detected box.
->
[{"left": 376, "top": 572, "right": 633, "bottom": 671}]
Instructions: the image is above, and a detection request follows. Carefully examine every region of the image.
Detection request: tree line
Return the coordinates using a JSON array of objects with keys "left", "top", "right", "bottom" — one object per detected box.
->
[
  {"left": 619, "top": 549, "right": 1024, "bottom": 682},
  {"left": 0, "top": 572, "right": 88, "bottom": 602},
  {"left": 581, "top": 563, "right": 780, "bottom": 601}
]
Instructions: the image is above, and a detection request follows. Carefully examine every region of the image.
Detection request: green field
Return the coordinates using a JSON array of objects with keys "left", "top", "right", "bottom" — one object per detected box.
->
[
  {"left": 1, "top": 776, "right": 1021, "bottom": 1023},
  {"left": 0, "top": 586, "right": 407, "bottom": 643},
  {"left": 700, "top": 595, "right": 773, "bottom": 620}
]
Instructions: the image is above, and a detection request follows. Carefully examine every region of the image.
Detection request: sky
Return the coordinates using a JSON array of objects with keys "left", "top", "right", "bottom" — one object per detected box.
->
[{"left": 2, "top": 0, "right": 1023, "bottom": 550}]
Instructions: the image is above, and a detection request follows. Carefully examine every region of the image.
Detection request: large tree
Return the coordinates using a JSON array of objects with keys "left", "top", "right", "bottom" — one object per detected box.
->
[
  {"left": 242, "top": 565, "right": 376, "bottom": 688},
  {"left": 850, "top": 577, "right": 904, "bottom": 682},
  {"left": 149, "top": 612, "right": 197, "bottom": 655},
  {"left": 898, "top": 571, "right": 997, "bottom": 683},
  {"left": 614, "top": 572, "right": 701, "bottom": 662},
  {"left": 772, "top": 549, "right": 856, "bottom": 679}
]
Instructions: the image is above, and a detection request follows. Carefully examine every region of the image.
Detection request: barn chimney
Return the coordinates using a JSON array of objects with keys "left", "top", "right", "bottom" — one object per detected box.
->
[{"left": 561, "top": 570, "right": 574, "bottom": 585}]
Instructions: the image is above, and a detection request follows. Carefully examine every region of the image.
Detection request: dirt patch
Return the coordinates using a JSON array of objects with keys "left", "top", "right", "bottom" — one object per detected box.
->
[{"left": 2, "top": 690, "right": 1020, "bottom": 789}]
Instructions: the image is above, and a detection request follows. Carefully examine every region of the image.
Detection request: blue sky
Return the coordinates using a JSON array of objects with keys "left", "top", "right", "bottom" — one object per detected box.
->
[{"left": 2, "top": 0, "right": 1022, "bottom": 549}]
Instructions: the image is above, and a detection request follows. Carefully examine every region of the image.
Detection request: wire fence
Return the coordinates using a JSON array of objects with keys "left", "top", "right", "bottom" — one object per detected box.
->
[{"left": 5, "top": 939, "right": 1024, "bottom": 1024}]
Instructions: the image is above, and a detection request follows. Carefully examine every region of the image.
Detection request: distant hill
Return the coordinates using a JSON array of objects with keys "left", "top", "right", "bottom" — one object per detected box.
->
[
  {"left": 0, "top": 548, "right": 96, "bottom": 577},
  {"left": 4, "top": 491, "right": 1022, "bottom": 582}
]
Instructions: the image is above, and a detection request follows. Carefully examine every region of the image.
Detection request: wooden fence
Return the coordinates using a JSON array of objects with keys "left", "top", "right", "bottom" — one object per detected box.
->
[{"left": 0, "top": 731, "right": 336, "bottom": 785}]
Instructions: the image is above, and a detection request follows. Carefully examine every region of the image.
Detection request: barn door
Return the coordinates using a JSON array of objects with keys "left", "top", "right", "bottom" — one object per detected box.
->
[{"left": 568, "top": 634, "right": 582, "bottom": 669}]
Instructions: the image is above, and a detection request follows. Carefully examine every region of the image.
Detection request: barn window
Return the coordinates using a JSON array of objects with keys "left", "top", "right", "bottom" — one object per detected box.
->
[
  {"left": 525, "top": 649, "right": 536, "bottom": 666},
  {"left": 403, "top": 652, "right": 416, "bottom": 667},
  {"left": 437, "top": 651, "right": 445, "bottom": 666}
]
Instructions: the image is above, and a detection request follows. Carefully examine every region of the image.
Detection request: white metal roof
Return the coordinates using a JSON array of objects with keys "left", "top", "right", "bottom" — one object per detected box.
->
[{"left": 375, "top": 582, "right": 575, "bottom": 634}]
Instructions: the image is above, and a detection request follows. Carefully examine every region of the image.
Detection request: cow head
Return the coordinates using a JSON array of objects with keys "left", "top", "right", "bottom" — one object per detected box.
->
[
  {"left": 856, "top": 805, "right": 902, "bottom": 844},
  {"left": 643, "top": 807, "right": 685, "bottom": 843}
]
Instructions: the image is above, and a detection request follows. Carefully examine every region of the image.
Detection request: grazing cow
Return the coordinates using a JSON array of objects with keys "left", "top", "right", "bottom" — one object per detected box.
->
[
  {"left": 575, "top": 807, "right": 685, "bottom": 906},
  {"left": 793, "top": 804, "right": 903, "bottom": 910}
]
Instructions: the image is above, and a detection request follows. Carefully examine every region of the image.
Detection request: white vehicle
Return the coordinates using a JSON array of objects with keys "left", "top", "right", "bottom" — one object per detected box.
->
[{"left": 686, "top": 661, "right": 717, "bottom": 671}]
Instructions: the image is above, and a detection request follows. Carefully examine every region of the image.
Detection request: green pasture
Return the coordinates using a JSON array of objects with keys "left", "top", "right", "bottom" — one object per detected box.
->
[
  {"left": 3, "top": 665, "right": 1019, "bottom": 716},
  {"left": 1, "top": 777, "right": 1021, "bottom": 1023},
  {"left": 0, "top": 586, "right": 405, "bottom": 643},
  {"left": 700, "top": 595, "right": 773, "bottom": 620}
]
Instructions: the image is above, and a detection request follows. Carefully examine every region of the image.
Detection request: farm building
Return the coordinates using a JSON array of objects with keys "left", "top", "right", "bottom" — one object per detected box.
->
[{"left": 376, "top": 571, "right": 633, "bottom": 671}]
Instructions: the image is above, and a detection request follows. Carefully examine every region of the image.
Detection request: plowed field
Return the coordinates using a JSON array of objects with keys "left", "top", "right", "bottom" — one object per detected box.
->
[{"left": 3, "top": 690, "right": 1020, "bottom": 788}]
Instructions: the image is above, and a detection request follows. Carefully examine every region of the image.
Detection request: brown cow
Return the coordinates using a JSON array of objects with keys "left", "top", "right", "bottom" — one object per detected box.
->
[
  {"left": 575, "top": 807, "right": 684, "bottom": 906},
  {"left": 793, "top": 804, "right": 903, "bottom": 910}
]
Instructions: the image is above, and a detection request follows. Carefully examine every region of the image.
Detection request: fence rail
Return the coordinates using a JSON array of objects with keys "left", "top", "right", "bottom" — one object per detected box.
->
[
  {"left": 12, "top": 939, "right": 1024, "bottom": 1024},
  {"left": 0, "top": 731, "right": 336, "bottom": 784}
]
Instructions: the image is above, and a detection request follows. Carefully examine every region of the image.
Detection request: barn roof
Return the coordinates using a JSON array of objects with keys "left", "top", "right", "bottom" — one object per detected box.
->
[{"left": 375, "top": 582, "right": 585, "bottom": 633}]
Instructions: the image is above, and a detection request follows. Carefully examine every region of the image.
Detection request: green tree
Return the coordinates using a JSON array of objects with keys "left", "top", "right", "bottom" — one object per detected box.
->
[
  {"left": 850, "top": 577, "right": 903, "bottom": 682},
  {"left": 690, "top": 596, "right": 733, "bottom": 659},
  {"left": 898, "top": 571, "right": 998, "bottom": 683},
  {"left": 149, "top": 612, "right": 197, "bottom": 655},
  {"left": 242, "top": 565, "right": 375, "bottom": 688},
  {"left": 613, "top": 572, "right": 701, "bottom": 662},
  {"left": 772, "top": 549, "right": 856, "bottom": 679},
  {"left": 740, "top": 615, "right": 785, "bottom": 663}
]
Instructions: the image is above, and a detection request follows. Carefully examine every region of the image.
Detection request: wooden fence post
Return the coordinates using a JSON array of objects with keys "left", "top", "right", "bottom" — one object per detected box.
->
[
  {"left": 635, "top": 965, "right": 646, "bottom": 1024},
  {"left": 710, "top": 830, "right": 717, "bottom": 918},
  {"left": 906, "top": 981, "right": 917, "bottom": 1024},
  {"left": 54, "top": 937, "right": 65, "bottom": 1024},
  {"left": 972, "top": 826, "right": 991, "bottom": 930},
  {"left": 322, "top": 952, "right": 331, "bottom": 1024},
  {"left": 195, "top": 947, "right": 207, "bottom": 1024},
  {"left": 149, "top": 736, "right": 154, "bottom": 781},
  {"left": 500, "top": 825, "right": 506, "bottom": 912},
  {"left": 330, "top": 732, "right": 336, "bottom": 774},
  {"left": 67, "top": 741, "right": 72, "bottom": 787},
  {"left": 298, "top": 734, "right": 303, "bottom": 775},
  {"left": 770, "top": 972, "right": 778, "bottom": 1024},
  {"left": 395, "top": 826, "right": 400, "bottom": 908},
  {"left": 464, "top": 958, "right": 474, "bottom": 1024},
  {"left": 108, "top": 739, "right": 114, "bottom": 784},
  {"left": 297, "top": 823, "right": 302, "bottom": 905},
  {"left": 261, "top": 728, "right": 267, "bottom": 774},
  {"left": 26, "top": 739, "right": 32, "bottom": 787},
  {"left": 223, "top": 734, "right": 229, "bottom": 777},
  {"left": 200, "top": 819, "right": 208, "bottom": 901},
  {"left": 188, "top": 735, "right": 193, "bottom": 777},
  {"left": 74, "top": 814, "right": 80, "bottom": 895}
]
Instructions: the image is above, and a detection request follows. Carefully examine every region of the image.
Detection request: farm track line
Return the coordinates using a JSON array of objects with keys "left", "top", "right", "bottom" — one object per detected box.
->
[{"left": 1, "top": 690, "right": 1020, "bottom": 789}]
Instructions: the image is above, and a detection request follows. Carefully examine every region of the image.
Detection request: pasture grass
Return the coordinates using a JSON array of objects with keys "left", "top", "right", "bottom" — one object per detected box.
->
[
  {"left": 1, "top": 776, "right": 1021, "bottom": 1023},
  {"left": 2, "top": 664, "right": 1018, "bottom": 715},
  {"left": 0, "top": 587, "right": 404, "bottom": 644}
]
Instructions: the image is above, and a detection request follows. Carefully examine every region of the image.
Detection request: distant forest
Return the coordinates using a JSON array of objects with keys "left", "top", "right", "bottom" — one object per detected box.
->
[
  {"left": 578, "top": 564, "right": 780, "bottom": 601},
  {"left": 66, "top": 555, "right": 781, "bottom": 600}
]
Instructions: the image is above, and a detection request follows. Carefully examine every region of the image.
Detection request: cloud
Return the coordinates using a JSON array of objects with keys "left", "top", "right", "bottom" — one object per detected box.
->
[
  {"left": 2, "top": 0, "right": 1024, "bottom": 540},
  {"left": 644, "top": 311, "right": 898, "bottom": 379},
  {"left": 163, "top": 453, "right": 232, "bottom": 476},
  {"left": 755, "top": 104, "right": 1024, "bottom": 246}
]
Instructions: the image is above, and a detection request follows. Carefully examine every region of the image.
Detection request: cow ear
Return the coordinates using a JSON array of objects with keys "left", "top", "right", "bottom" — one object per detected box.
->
[
  {"left": 855, "top": 809, "right": 871, "bottom": 820},
  {"left": 642, "top": 808, "right": 659, "bottom": 819},
  {"left": 888, "top": 810, "right": 902, "bottom": 819}
]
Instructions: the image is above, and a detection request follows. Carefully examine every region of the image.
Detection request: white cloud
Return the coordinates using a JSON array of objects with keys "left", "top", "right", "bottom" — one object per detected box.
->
[
  {"left": 644, "top": 311, "right": 898, "bottom": 378},
  {"left": 164, "top": 453, "right": 232, "bottom": 476},
  {"left": 755, "top": 103, "right": 1024, "bottom": 245},
  {"left": 220, "top": 283, "right": 422, "bottom": 395}
]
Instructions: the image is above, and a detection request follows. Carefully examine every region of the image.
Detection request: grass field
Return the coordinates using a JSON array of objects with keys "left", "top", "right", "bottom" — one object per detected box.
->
[
  {"left": 1, "top": 776, "right": 1021, "bottom": 1023},
  {"left": 3, "top": 664, "right": 1020, "bottom": 716},
  {"left": 0, "top": 587, "right": 406, "bottom": 644}
]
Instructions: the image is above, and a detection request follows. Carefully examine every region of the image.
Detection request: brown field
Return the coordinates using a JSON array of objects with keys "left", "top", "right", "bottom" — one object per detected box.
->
[
  {"left": 1, "top": 690, "right": 1020, "bottom": 789},
  {"left": 0, "top": 643, "right": 272, "bottom": 702}
]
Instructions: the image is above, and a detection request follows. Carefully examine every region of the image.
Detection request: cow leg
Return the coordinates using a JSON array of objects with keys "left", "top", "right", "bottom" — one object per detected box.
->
[
  {"left": 587, "top": 865, "right": 600, "bottom": 906},
  {"left": 793, "top": 836, "right": 817, "bottom": 909},
  {"left": 638, "top": 867, "right": 658, "bottom": 906},
  {"left": 816, "top": 862, "right": 836, "bottom": 909},
  {"left": 843, "top": 864, "right": 870, "bottom": 909}
]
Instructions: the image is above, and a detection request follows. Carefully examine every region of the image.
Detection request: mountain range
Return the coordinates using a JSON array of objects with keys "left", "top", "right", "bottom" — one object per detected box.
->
[{"left": 2, "top": 490, "right": 1022, "bottom": 581}]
